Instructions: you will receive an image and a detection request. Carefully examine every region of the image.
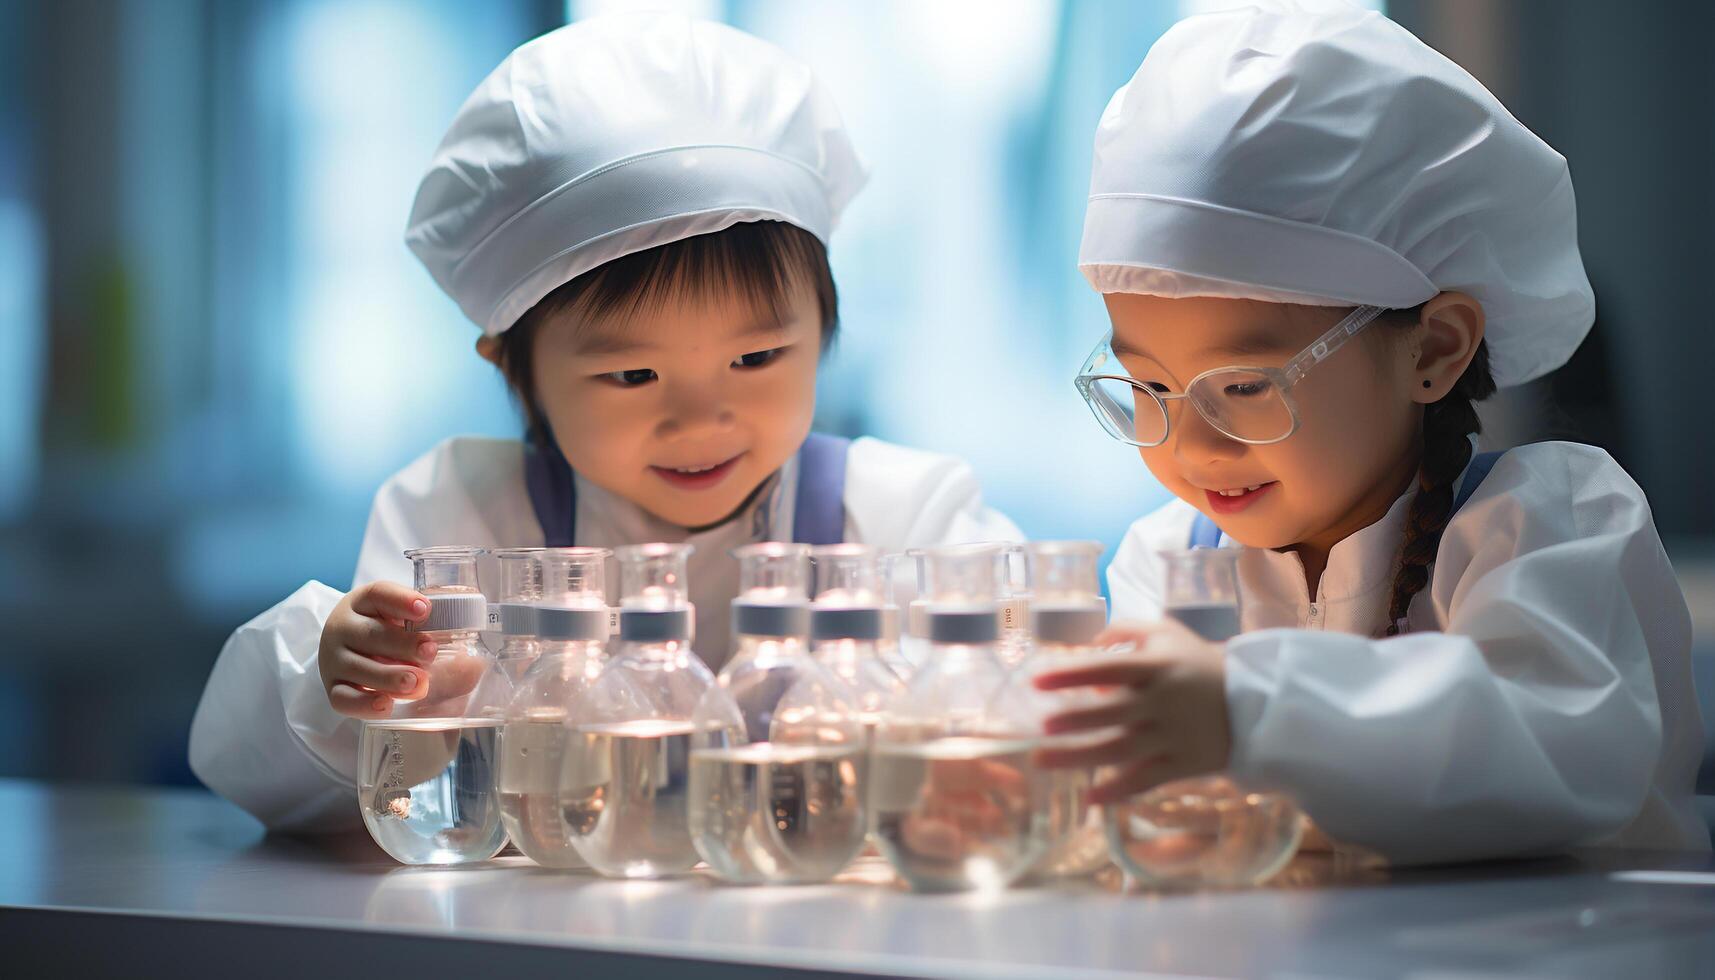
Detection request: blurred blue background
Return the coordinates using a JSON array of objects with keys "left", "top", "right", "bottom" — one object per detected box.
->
[{"left": 1, "top": 0, "right": 1710, "bottom": 789}]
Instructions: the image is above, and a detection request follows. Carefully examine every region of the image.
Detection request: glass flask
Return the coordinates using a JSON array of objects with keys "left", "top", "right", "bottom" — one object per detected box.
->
[
  {"left": 489, "top": 547, "right": 545, "bottom": 686},
  {"left": 995, "top": 544, "right": 1033, "bottom": 668},
  {"left": 1104, "top": 547, "right": 1305, "bottom": 888},
  {"left": 883, "top": 549, "right": 929, "bottom": 680},
  {"left": 871, "top": 543, "right": 1051, "bottom": 891},
  {"left": 807, "top": 544, "right": 905, "bottom": 746},
  {"left": 358, "top": 546, "right": 510, "bottom": 865},
  {"left": 1014, "top": 541, "right": 1113, "bottom": 879},
  {"left": 689, "top": 543, "right": 868, "bottom": 885},
  {"left": 498, "top": 547, "right": 613, "bottom": 869},
  {"left": 561, "top": 543, "right": 711, "bottom": 878}
]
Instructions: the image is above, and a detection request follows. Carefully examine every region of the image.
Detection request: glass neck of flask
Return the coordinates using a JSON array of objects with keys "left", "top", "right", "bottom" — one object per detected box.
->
[
  {"left": 925, "top": 641, "right": 1003, "bottom": 675},
  {"left": 497, "top": 635, "right": 539, "bottom": 659},
  {"left": 424, "top": 629, "right": 483, "bottom": 651},
  {"left": 622, "top": 637, "right": 693, "bottom": 663},
  {"left": 815, "top": 636, "right": 883, "bottom": 666}
]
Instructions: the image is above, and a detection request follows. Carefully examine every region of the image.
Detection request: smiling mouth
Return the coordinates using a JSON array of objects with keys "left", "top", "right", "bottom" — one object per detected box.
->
[
  {"left": 1202, "top": 481, "right": 1278, "bottom": 514},
  {"left": 649, "top": 453, "right": 745, "bottom": 491}
]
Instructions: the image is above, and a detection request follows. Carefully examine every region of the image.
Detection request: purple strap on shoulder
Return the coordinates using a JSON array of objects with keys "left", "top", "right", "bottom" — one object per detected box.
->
[
  {"left": 524, "top": 432, "right": 850, "bottom": 547},
  {"left": 1452, "top": 451, "right": 1505, "bottom": 514},
  {"left": 523, "top": 435, "right": 577, "bottom": 548},
  {"left": 791, "top": 433, "right": 850, "bottom": 545}
]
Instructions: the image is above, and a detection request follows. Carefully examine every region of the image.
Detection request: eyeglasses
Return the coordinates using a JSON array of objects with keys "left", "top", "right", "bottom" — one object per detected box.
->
[{"left": 1073, "top": 305, "right": 1386, "bottom": 447}]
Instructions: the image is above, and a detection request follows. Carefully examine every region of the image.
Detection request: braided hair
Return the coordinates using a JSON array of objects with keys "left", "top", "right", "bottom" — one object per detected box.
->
[{"left": 1383, "top": 307, "right": 1497, "bottom": 636}]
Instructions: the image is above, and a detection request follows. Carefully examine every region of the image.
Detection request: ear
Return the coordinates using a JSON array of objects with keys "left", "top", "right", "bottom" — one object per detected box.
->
[
  {"left": 475, "top": 334, "right": 502, "bottom": 367},
  {"left": 1410, "top": 291, "right": 1485, "bottom": 404}
]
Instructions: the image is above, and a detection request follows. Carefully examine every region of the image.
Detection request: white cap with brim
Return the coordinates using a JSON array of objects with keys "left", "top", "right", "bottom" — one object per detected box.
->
[
  {"left": 1078, "top": 0, "right": 1594, "bottom": 389},
  {"left": 405, "top": 11, "right": 867, "bottom": 336}
]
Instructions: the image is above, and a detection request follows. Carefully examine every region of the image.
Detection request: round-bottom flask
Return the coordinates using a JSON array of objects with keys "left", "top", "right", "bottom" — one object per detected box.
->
[
  {"left": 563, "top": 543, "right": 712, "bottom": 878},
  {"left": 359, "top": 546, "right": 510, "bottom": 865},
  {"left": 871, "top": 544, "right": 1051, "bottom": 892},
  {"left": 498, "top": 548, "right": 612, "bottom": 869},
  {"left": 689, "top": 544, "right": 868, "bottom": 885},
  {"left": 1017, "top": 541, "right": 1112, "bottom": 880},
  {"left": 1103, "top": 548, "right": 1303, "bottom": 888}
]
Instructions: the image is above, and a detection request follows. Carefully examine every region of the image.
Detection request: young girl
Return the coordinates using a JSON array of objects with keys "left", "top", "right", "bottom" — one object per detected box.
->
[
  {"left": 1035, "top": 2, "right": 1707, "bottom": 864},
  {"left": 189, "top": 12, "right": 1018, "bottom": 833}
]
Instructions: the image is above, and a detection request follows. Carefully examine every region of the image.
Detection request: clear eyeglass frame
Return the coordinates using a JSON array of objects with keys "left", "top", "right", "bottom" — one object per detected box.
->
[{"left": 1073, "top": 305, "right": 1387, "bottom": 447}]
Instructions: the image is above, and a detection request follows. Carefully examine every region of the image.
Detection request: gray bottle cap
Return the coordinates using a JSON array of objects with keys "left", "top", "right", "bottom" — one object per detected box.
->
[
  {"left": 412, "top": 593, "right": 488, "bottom": 633},
  {"left": 810, "top": 605, "right": 886, "bottom": 642},
  {"left": 535, "top": 605, "right": 611, "bottom": 642},
  {"left": 496, "top": 602, "right": 539, "bottom": 637},
  {"left": 1030, "top": 602, "right": 1108, "bottom": 645},
  {"left": 732, "top": 601, "right": 811, "bottom": 638},
  {"left": 927, "top": 608, "right": 999, "bottom": 645},
  {"left": 619, "top": 607, "right": 694, "bottom": 643}
]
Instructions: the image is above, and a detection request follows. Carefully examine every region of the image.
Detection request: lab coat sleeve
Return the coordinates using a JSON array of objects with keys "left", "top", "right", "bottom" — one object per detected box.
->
[
  {"left": 187, "top": 581, "right": 357, "bottom": 832},
  {"left": 1223, "top": 447, "right": 1677, "bottom": 865},
  {"left": 188, "top": 438, "right": 510, "bottom": 833}
]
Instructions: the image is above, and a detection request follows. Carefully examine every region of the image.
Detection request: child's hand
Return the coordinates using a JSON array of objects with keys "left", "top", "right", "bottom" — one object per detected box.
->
[
  {"left": 319, "top": 582, "right": 436, "bottom": 719},
  {"left": 1031, "top": 619, "right": 1231, "bottom": 804}
]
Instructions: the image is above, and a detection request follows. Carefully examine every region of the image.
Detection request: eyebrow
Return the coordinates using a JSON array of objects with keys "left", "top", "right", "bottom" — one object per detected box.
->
[
  {"left": 1110, "top": 329, "right": 1294, "bottom": 365},
  {"left": 573, "top": 316, "right": 795, "bottom": 358}
]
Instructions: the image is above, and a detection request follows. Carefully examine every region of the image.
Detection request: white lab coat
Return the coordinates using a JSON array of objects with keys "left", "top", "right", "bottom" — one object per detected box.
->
[
  {"left": 1108, "top": 441, "right": 1708, "bottom": 864},
  {"left": 189, "top": 435, "right": 1021, "bottom": 833}
]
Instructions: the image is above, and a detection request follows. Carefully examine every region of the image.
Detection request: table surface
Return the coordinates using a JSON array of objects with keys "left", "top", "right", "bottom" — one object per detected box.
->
[{"left": 3, "top": 779, "right": 1714, "bottom": 979}]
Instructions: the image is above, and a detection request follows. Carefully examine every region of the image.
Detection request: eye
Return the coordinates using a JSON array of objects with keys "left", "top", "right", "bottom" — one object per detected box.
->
[
  {"left": 1141, "top": 381, "right": 1172, "bottom": 394},
  {"left": 733, "top": 346, "right": 786, "bottom": 369},
  {"left": 1223, "top": 379, "right": 1274, "bottom": 398},
  {"left": 600, "top": 368, "right": 657, "bottom": 387}
]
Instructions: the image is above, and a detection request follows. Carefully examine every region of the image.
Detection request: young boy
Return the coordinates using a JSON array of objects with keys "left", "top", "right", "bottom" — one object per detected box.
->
[{"left": 189, "top": 12, "right": 1019, "bottom": 833}]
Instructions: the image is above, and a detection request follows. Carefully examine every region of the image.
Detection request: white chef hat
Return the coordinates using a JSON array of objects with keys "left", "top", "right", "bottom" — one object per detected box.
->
[
  {"left": 1078, "top": 0, "right": 1594, "bottom": 388},
  {"left": 405, "top": 12, "right": 867, "bottom": 337}
]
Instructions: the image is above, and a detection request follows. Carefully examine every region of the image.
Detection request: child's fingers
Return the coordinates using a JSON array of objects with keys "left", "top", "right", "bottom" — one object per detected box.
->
[
  {"left": 1032, "top": 659, "right": 1165, "bottom": 692},
  {"left": 1092, "top": 620, "right": 1171, "bottom": 648},
  {"left": 1043, "top": 696, "right": 1152, "bottom": 734},
  {"left": 1035, "top": 728, "right": 1165, "bottom": 770},
  {"left": 421, "top": 654, "right": 484, "bottom": 702},
  {"left": 1087, "top": 756, "right": 1203, "bottom": 805},
  {"left": 350, "top": 581, "right": 432, "bottom": 626},
  {"left": 347, "top": 616, "right": 437, "bottom": 666},
  {"left": 330, "top": 647, "right": 425, "bottom": 698},
  {"left": 329, "top": 683, "right": 394, "bottom": 719}
]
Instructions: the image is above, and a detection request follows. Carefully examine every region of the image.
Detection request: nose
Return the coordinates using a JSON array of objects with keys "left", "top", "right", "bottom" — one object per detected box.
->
[
  {"left": 1170, "top": 399, "right": 1244, "bottom": 468},
  {"left": 656, "top": 375, "right": 737, "bottom": 441}
]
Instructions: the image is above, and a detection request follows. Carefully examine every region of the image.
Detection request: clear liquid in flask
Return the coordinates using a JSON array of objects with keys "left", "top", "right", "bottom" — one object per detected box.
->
[
  {"left": 560, "top": 719, "right": 700, "bottom": 878},
  {"left": 359, "top": 718, "right": 507, "bottom": 865},
  {"left": 869, "top": 736, "right": 1048, "bottom": 892},
  {"left": 498, "top": 707, "right": 586, "bottom": 869},
  {"left": 689, "top": 742, "right": 867, "bottom": 884}
]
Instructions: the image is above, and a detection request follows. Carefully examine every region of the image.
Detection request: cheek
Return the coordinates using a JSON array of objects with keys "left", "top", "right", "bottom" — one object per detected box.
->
[
  {"left": 1274, "top": 375, "right": 1417, "bottom": 495},
  {"left": 1136, "top": 447, "right": 1187, "bottom": 494},
  {"left": 746, "top": 357, "right": 818, "bottom": 435},
  {"left": 537, "top": 381, "right": 651, "bottom": 474}
]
